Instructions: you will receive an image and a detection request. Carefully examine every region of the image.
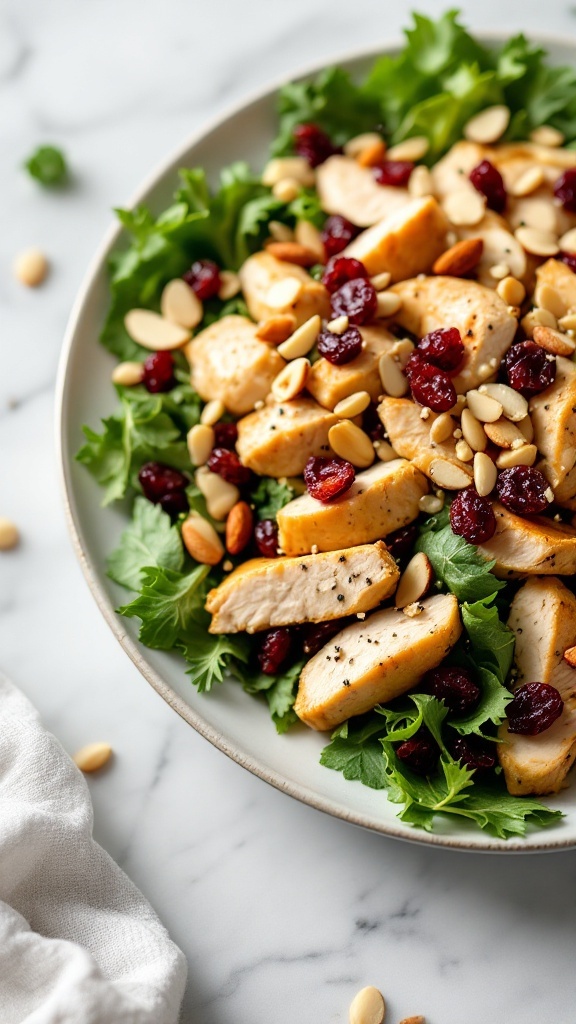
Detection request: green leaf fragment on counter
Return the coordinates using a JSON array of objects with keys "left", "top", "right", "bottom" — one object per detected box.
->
[
  {"left": 24, "top": 144, "right": 68, "bottom": 186},
  {"left": 107, "top": 497, "right": 184, "bottom": 591}
]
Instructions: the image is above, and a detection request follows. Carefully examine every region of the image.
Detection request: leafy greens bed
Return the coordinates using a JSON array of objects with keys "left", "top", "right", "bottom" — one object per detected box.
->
[{"left": 77, "top": 11, "right": 571, "bottom": 838}]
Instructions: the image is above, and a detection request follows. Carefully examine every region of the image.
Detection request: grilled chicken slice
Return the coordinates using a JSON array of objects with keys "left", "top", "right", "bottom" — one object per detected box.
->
[
  {"left": 316, "top": 155, "right": 412, "bottom": 227},
  {"left": 477, "top": 504, "right": 576, "bottom": 578},
  {"left": 206, "top": 542, "right": 399, "bottom": 634},
  {"left": 295, "top": 593, "right": 462, "bottom": 730},
  {"left": 238, "top": 251, "right": 330, "bottom": 327},
  {"left": 378, "top": 397, "right": 473, "bottom": 488},
  {"left": 455, "top": 210, "right": 527, "bottom": 287},
  {"left": 277, "top": 458, "right": 428, "bottom": 556},
  {"left": 534, "top": 258, "right": 576, "bottom": 315},
  {"left": 530, "top": 356, "right": 576, "bottom": 505},
  {"left": 236, "top": 397, "right": 337, "bottom": 477},
  {"left": 390, "top": 276, "right": 517, "bottom": 392},
  {"left": 499, "top": 577, "right": 576, "bottom": 795},
  {"left": 307, "top": 324, "right": 396, "bottom": 410},
  {"left": 185, "top": 315, "right": 284, "bottom": 415},
  {"left": 343, "top": 196, "right": 449, "bottom": 281},
  {"left": 431, "top": 140, "right": 486, "bottom": 199}
]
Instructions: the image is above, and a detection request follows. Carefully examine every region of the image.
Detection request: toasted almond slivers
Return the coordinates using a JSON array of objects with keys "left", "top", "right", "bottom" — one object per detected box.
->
[
  {"left": 374, "top": 440, "right": 399, "bottom": 463},
  {"left": 464, "top": 104, "right": 510, "bottom": 144},
  {"left": 349, "top": 986, "right": 386, "bottom": 1024},
  {"left": 515, "top": 226, "right": 559, "bottom": 257},
  {"left": 496, "top": 276, "right": 526, "bottom": 306},
  {"left": 379, "top": 352, "right": 409, "bottom": 398},
  {"left": 419, "top": 493, "right": 444, "bottom": 514},
  {"left": 484, "top": 417, "right": 526, "bottom": 449},
  {"left": 521, "top": 308, "right": 558, "bottom": 337},
  {"left": 265, "top": 240, "right": 317, "bottom": 267},
  {"left": 534, "top": 282, "right": 568, "bottom": 319},
  {"left": 124, "top": 309, "right": 190, "bottom": 350},
  {"left": 428, "top": 458, "right": 471, "bottom": 489},
  {"left": 255, "top": 313, "right": 296, "bottom": 344},
  {"left": 225, "top": 501, "right": 253, "bottom": 556},
  {"left": 195, "top": 467, "right": 239, "bottom": 521},
  {"left": 357, "top": 139, "right": 388, "bottom": 168},
  {"left": 559, "top": 228, "right": 576, "bottom": 252},
  {"left": 0, "top": 518, "right": 19, "bottom": 551},
  {"left": 14, "top": 247, "right": 49, "bottom": 287},
  {"left": 268, "top": 220, "right": 294, "bottom": 242},
  {"left": 460, "top": 408, "right": 488, "bottom": 452},
  {"left": 408, "top": 165, "right": 435, "bottom": 198},
  {"left": 455, "top": 439, "right": 474, "bottom": 462},
  {"left": 181, "top": 512, "right": 225, "bottom": 564},
  {"left": 295, "top": 219, "right": 325, "bottom": 262},
  {"left": 518, "top": 414, "right": 535, "bottom": 442},
  {"left": 187, "top": 424, "right": 215, "bottom": 467},
  {"left": 480, "top": 382, "right": 528, "bottom": 422},
  {"left": 329, "top": 421, "right": 374, "bottom": 468},
  {"left": 344, "top": 132, "right": 386, "bottom": 158},
  {"left": 266, "top": 276, "right": 303, "bottom": 310},
  {"left": 387, "top": 135, "right": 429, "bottom": 162},
  {"left": 443, "top": 189, "right": 486, "bottom": 226},
  {"left": 262, "top": 157, "right": 315, "bottom": 188},
  {"left": 496, "top": 444, "right": 538, "bottom": 468},
  {"left": 277, "top": 314, "right": 321, "bottom": 359},
  {"left": 395, "top": 552, "right": 433, "bottom": 609},
  {"left": 200, "top": 399, "right": 225, "bottom": 427},
  {"left": 370, "top": 271, "right": 392, "bottom": 291},
  {"left": 466, "top": 389, "right": 503, "bottom": 423},
  {"left": 558, "top": 312, "right": 576, "bottom": 332},
  {"left": 111, "top": 361, "right": 144, "bottom": 386},
  {"left": 429, "top": 411, "right": 454, "bottom": 444},
  {"left": 433, "top": 237, "right": 483, "bottom": 277},
  {"left": 218, "top": 270, "right": 241, "bottom": 301},
  {"left": 474, "top": 451, "right": 497, "bottom": 497},
  {"left": 488, "top": 262, "right": 510, "bottom": 280},
  {"left": 530, "top": 125, "right": 565, "bottom": 147},
  {"left": 563, "top": 645, "right": 576, "bottom": 668},
  {"left": 271, "top": 357, "right": 310, "bottom": 402},
  {"left": 327, "top": 315, "right": 349, "bottom": 334},
  {"left": 376, "top": 291, "right": 402, "bottom": 318},
  {"left": 73, "top": 742, "right": 113, "bottom": 773},
  {"left": 509, "top": 165, "right": 545, "bottom": 197},
  {"left": 161, "top": 278, "right": 203, "bottom": 329},
  {"left": 334, "top": 390, "right": 371, "bottom": 418},
  {"left": 532, "top": 323, "right": 576, "bottom": 356}
]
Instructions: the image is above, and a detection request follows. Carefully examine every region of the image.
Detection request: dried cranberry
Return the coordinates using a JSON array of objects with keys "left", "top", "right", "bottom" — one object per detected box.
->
[
  {"left": 258, "top": 627, "right": 292, "bottom": 675},
  {"left": 409, "top": 362, "right": 456, "bottom": 412},
  {"left": 330, "top": 278, "right": 377, "bottom": 325},
  {"left": 504, "top": 340, "right": 556, "bottom": 397},
  {"left": 138, "top": 462, "right": 188, "bottom": 503},
  {"left": 386, "top": 523, "right": 419, "bottom": 562},
  {"left": 404, "top": 350, "right": 428, "bottom": 380},
  {"left": 557, "top": 250, "right": 576, "bottom": 273},
  {"left": 183, "top": 259, "right": 221, "bottom": 300},
  {"left": 417, "top": 327, "right": 464, "bottom": 373},
  {"left": 322, "top": 256, "right": 368, "bottom": 294},
  {"left": 317, "top": 325, "right": 363, "bottom": 365},
  {"left": 302, "top": 620, "right": 345, "bottom": 656},
  {"left": 373, "top": 160, "right": 414, "bottom": 187},
  {"left": 554, "top": 168, "right": 576, "bottom": 213},
  {"left": 158, "top": 491, "right": 189, "bottom": 517},
  {"left": 142, "top": 351, "right": 175, "bottom": 393},
  {"left": 293, "top": 123, "right": 339, "bottom": 167},
  {"left": 320, "top": 215, "right": 360, "bottom": 259},
  {"left": 469, "top": 159, "right": 507, "bottom": 213},
  {"left": 254, "top": 519, "right": 279, "bottom": 558},
  {"left": 213, "top": 421, "right": 238, "bottom": 449},
  {"left": 507, "top": 681, "right": 564, "bottom": 735},
  {"left": 207, "top": 448, "right": 251, "bottom": 486},
  {"left": 304, "top": 456, "right": 355, "bottom": 503},
  {"left": 362, "top": 401, "right": 384, "bottom": 441},
  {"left": 450, "top": 735, "right": 496, "bottom": 773},
  {"left": 496, "top": 466, "right": 550, "bottom": 515},
  {"left": 396, "top": 735, "right": 438, "bottom": 775},
  {"left": 423, "top": 667, "right": 481, "bottom": 715},
  {"left": 450, "top": 486, "right": 496, "bottom": 544}
]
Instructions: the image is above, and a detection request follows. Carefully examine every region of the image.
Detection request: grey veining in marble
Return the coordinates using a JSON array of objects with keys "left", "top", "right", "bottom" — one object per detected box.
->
[{"left": 2, "top": 1, "right": 576, "bottom": 1021}]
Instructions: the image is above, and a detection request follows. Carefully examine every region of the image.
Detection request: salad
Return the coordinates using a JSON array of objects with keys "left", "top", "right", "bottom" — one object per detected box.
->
[{"left": 78, "top": 11, "right": 576, "bottom": 839}]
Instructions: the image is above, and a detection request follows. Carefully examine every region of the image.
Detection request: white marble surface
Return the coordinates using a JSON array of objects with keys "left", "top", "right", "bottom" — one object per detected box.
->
[{"left": 2, "top": 1, "right": 576, "bottom": 1020}]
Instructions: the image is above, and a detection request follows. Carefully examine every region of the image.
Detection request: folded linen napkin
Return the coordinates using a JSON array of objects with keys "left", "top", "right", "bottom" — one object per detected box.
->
[{"left": 0, "top": 673, "right": 186, "bottom": 1023}]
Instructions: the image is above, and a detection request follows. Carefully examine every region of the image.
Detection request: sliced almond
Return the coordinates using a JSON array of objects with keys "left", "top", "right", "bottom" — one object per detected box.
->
[
  {"left": 111, "top": 361, "right": 144, "bottom": 386},
  {"left": 395, "top": 552, "right": 433, "bottom": 609},
  {"left": 256, "top": 313, "right": 297, "bottom": 344},
  {"left": 14, "top": 247, "right": 49, "bottom": 287},
  {"left": 187, "top": 424, "right": 215, "bottom": 466},
  {"left": 195, "top": 467, "right": 239, "bottom": 521},
  {"left": 428, "top": 458, "right": 472, "bottom": 489},
  {"left": 374, "top": 440, "right": 399, "bottom": 463},
  {"left": 265, "top": 277, "right": 303, "bottom": 310},
  {"left": 389, "top": 338, "right": 415, "bottom": 368},
  {"left": 509, "top": 165, "right": 545, "bottom": 197},
  {"left": 378, "top": 352, "right": 409, "bottom": 398},
  {"left": 218, "top": 270, "right": 241, "bottom": 301},
  {"left": 496, "top": 444, "right": 538, "bottom": 468},
  {"left": 344, "top": 132, "right": 386, "bottom": 158},
  {"left": 334, "top": 391, "right": 371, "bottom": 417},
  {"left": 559, "top": 228, "right": 576, "bottom": 252},
  {"left": 262, "top": 157, "right": 315, "bottom": 188},
  {"left": 558, "top": 312, "right": 576, "bottom": 332},
  {"left": 488, "top": 263, "right": 510, "bottom": 280},
  {"left": 376, "top": 291, "right": 402, "bottom": 318},
  {"left": 455, "top": 439, "right": 474, "bottom": 462},
  {"left": 349, "top": 985, "right": 386, "bottom": 1024},
  {"left": 483, "top": 417, "right": 525, "bottom": 449},
  {"left": 357, "top": 139, "right": 388, "bottom": 167},
  {"left": 464, "top": 104, "right": 510, "bottom": 144},
  {"left": 73, "top": 742, "right": 113, "bottom": 773},
  {"left": 496, "top": 276, "right": 526, "bottom": 306},
  {"left": 124, "top": 309, "right": 190, "bottom": 350},
  {"left": 429, "top": 411, "right": 454, "bottom": 444},
  {"left": 534, "top": 282, "right": 568, "bottom": 319},
  {"left": 409, "top": 165, "right": 435, "bottom": 198},
  {"left": 466, "top": 389, "right": 503, "bottom": 423},
  {"left": 419, "top": 493, "right": 444, "bottom": 514},
  {"left": 370, "top": 271, "right": 392, "bottom": 291},
  {"left": 532, "top": 324, "right": 575, "bottom": 357},
  {"left": 0, "top": 518, "right": 20, "bottom": 551},
  {"left": 510, "top": 197, "right": 558, "bottom": 235},
  {"left": 160, "top": 278, "right": 203, "bottom": 329},
  {"left": 200, "top": 399, "right": 225, "bottom": 426},
  {"left": 518, "top": 414, "right": 534, "bottom": 442},
  {"left": 432, "top": 237, "right": 483, "bottom": 277},
  {"left": 295, "top": 219, "right": 325, "bottom": 262},
  {"left": 563, "top": 645, "right": 576, "bottom": 668},
  {"left": 460, "top": 408, "right": 488, "bottom": 452},
  {"left": 277, "top": 314, "right": 321, "bottom": 359},
  {"left": 387, "top": 136, "right": 429, "bottom": 161},
  {"left": 225, "top": 501, "right": 253, "bottom": 556},
  {"left": 327, "top": 315, "right": 349, "bottom": 334},
  {"left": 181, "top": 512, "right": 225, "bottom": 564},
  {"left": 530, "top": 125, "right": 565, "bottom": 147},
  {"left": 265, "top": 240, "right": 317, "bottom": 267},
  {"left": 329, "top": 421, "right": 374, "bottom": 468},
  {"left": 272, "top": 178, "right": 300, "bottom": 202},
  {"left": 268, "top": 220, "right": 294, "bottom": 242},
  {"left": 515, "top": 226, "right": 559, "bottom": 257},
  {"left": 473, "top": 451, "right": 497, "bottom": 496},
  {"left": 443, "top": 189, "right": 486, "bottom": 226},
  {"left": 480, "top": 383, "right": 528, "bottom": 422},
  {"left": 521, "top": 308, "right": 558, "bottom": 337},
  {"left": 271, "top": 357, "right": 310, "bottom": 401}
]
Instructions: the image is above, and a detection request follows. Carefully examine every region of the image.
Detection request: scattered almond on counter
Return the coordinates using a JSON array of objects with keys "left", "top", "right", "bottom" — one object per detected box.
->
[
  {"left": 14, "top": 247, "right": 49, "bottom": 287},
  {"left": 73, "top": 742, "right": 113, "bottom": 773},
  {"left": 0, "top": 518, "right": 20, "bottom": 550},
  {"left": 349, "top": 985, "right": 386, "bottom": 1024}
]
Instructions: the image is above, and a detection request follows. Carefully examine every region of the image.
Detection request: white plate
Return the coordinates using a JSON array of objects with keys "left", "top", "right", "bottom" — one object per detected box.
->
[{"left": 57, "top": 33, "right": 576, "bottom": 852}]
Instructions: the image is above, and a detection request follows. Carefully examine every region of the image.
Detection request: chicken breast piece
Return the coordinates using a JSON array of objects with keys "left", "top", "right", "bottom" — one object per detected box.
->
[
  {"left": 378, "top": 397, "right": 473, "bottom": 488},
  {"left": 530, "top": 356, "right": 576, "bottom": 504},
  {"left": 307, "top": 324, "right": 396, "bottom": 410},
  {"left": 316, "top": 155, "right": 412, "bottom": 227},
  {"left": 236, "top": 397, "right": 337, "bottom": 477},
  {"left": 389, "top": 276, "right": 517, "bottom": 392},
  {"left": 277, "top": 458, "right": 428, "bottom": 556},
  {"left": 534, "top": 258, "right": 576, "bottom": 314},
  {"left": 295, "top": 593, "right": 462, "bottom": 730},
  {"left": 431, "top": 140, "right": 486, "bottom": 199},
  {"left": 477, "top": 504, "right": 576, "bottom": 578},
  {"left": 185, "top": 315, "right": 284, "bottom": 415},
  {"left": 343, "top": 196, "right": 449, "bottom": 281},
  {"left": 455, "top": 210, "right": 527, "bottom": 287},
  {"left": 498, "top": 577, "right": 576, "bottom": 795},
  {"left": 206, "top": 542, "right": 400, "bottom": 633},
  {"left": 239, "top": 251, "right": 330, "bottom": 326}
]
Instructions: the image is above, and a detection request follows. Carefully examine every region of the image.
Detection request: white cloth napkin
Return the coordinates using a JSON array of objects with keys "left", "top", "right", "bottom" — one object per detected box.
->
[{"left": 0, "top": 673, "right": 187, "bottom": 1023}]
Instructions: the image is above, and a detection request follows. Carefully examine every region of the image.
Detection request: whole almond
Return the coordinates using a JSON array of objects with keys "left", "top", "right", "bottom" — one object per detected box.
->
[
  {"left": 532, "top": 324, "right": 575, "bottom": 357},
  {"left": 225, "top": 501, "right": 253, "bottom": 555},
  {"left": 433, "top": 237, "right": 483, "bottom": 277},
  {"left": 181, "top": 514, "right": 224, "bottom": 565},
  {"left": 265, "top": 241, "right": 318, "bottom": 267},
  {"left": 256, "top": 313, "right": 297, "bottom": 344},
  {"left": 73, "top": 742, "right": 113, "bottom": 773}
]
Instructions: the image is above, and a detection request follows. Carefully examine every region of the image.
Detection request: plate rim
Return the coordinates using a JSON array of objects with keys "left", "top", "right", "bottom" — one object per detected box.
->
[{"left": 55, "top": 29, "right": 576, "bottom": 853}]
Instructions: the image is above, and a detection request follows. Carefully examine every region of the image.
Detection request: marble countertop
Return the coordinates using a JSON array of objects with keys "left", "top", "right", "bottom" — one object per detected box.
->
[{"left": 2, "top": 1, "right": 576, "bottom": 1020}]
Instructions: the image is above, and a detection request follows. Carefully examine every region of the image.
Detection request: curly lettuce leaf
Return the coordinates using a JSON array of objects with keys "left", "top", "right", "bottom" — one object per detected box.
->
[
  {"left": 107, "top": 497, "right": 184, "bottom": 591},
  {"left": 415, "top": 507, "right": 505, "bottom": 603}
]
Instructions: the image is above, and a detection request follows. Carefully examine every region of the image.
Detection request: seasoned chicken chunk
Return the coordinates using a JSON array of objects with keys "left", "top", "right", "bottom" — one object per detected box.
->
[
  {"left": 206, "top": 542, "right": 399, "bottom": 634},
  {"left": 307, "top": 324, "right": 396, "bottom": 410},
  {"left": 530, "top": 356, "right": 576, "bottom": 504},
  {"left": 390, "top": 276, "right": 517, "bottom": 392},
  {"left": 316, "top": 155, "right": 412, "bottom": 227},
  {"left": 378, "top": 397, "right": 473, "bottom": 488},
  {"left": 239, "top": 251, "right": 330, "bottom": 326},
  {"left": 236, "top": 397, "right": 337, "bottom": 477},
  {"left": 431, "top": 140, "right": 486, "bottom": 199},
  {"left": 455, "top": 211, "right": 527, "bottom": 287},
  {"left": 277, "top": 458, "right": 428, "bottom": 556},
  {"left": 343, "top": 196, "right": 449, "bottom": 280},
  {"left": 185, "top": 315, "right": 284, "bottom": 415},
  {"left": 499, "top": 577, "right": 576, "bottom": 795},
  {"left": 295, "top": 594, "right": 462, "bottom": 730},
  {"left": 477, "top": 504, "right": 576, "bottom": 578}
]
